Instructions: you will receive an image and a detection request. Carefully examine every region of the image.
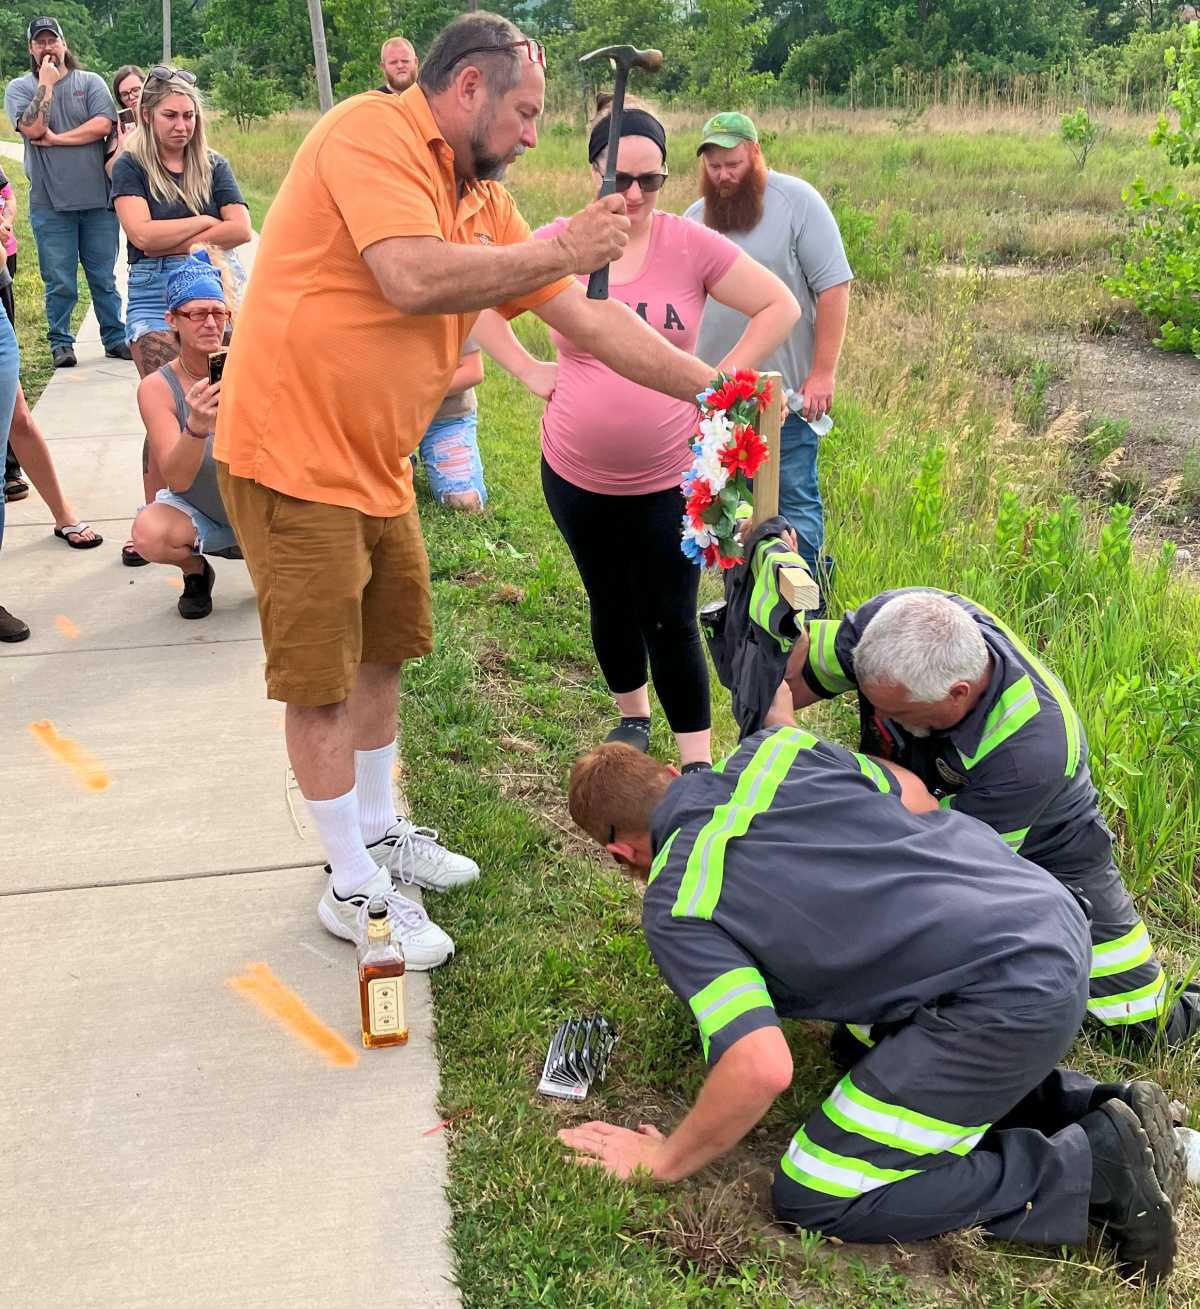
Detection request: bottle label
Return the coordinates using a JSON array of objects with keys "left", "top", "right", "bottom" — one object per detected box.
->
[{"left": 367, "top": 976, "right": 406, "bottom": 1036}]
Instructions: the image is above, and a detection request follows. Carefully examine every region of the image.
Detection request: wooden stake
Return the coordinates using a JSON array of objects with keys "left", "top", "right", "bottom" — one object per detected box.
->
[{"left": 750, "top": 371, "right": 820, "bottom": 612}]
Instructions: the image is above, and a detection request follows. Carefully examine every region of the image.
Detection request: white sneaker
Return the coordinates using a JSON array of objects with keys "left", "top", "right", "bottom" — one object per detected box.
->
[
  {"left": 317, "top": 869, "right": 454, "bottom": 971},
  {"left": 368, "top": 818, "right": 480, "bottom": 892}
]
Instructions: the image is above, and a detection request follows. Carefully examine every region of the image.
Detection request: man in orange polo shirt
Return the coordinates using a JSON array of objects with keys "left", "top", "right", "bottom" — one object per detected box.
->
[{"left": 214, "top": 12, "right": 717, "bottom": 966}]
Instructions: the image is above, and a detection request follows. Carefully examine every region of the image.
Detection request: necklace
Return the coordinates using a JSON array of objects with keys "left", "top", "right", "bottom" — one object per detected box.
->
[{"left": 175, "top": 355, "right": 206, "bottom": 385}]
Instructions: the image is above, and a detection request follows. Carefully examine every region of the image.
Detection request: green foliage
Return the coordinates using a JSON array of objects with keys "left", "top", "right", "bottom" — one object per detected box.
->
[
  {"left": 1108, "top": 25, "right": 1200, "bottom": 357},
  {"left": 1059, "top": 105, "right": 1105, "bottom": 169},
  {"left": 211, "top": 55, "right": 290, "bottom": 132},
  {"left": 683, "top": 0, "right": 774, "bottom": 103}
]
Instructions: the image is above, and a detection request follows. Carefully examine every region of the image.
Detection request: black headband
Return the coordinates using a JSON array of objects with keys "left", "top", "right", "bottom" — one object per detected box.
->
[{"left": 588, "top": 108, "right": 667, "bottom": 165}]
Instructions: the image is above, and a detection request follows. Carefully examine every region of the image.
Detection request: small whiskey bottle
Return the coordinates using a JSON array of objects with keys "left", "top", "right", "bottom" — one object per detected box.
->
[{"left": 357, "top": 896, "right": 408, "bottom": 1049}]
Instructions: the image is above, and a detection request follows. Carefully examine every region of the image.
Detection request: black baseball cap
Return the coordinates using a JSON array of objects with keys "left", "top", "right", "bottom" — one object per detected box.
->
[{"left": 28, "top": 17, "right": 64, "bottom": 41}]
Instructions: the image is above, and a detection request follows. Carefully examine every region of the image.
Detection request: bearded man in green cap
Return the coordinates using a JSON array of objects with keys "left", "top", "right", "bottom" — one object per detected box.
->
[{"left": 685, "top": 112, "right": 851, "bottom": 607}]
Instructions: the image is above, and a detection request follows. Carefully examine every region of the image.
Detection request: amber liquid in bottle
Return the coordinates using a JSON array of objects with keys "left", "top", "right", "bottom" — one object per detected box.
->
[{"left": 358, "top": 897, "right": 409, "bottom": 1048}]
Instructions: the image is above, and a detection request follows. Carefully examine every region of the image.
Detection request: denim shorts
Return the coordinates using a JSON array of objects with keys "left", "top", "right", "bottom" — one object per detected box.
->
[
  {"left": 149, "top": 487, "right": 239, "bottom": 556},
  {"left": 125, "top": 251, "right": 245, "bottom": 344},
  {"left": 415, "top": 411, "right": 487, "bottom": 506}
]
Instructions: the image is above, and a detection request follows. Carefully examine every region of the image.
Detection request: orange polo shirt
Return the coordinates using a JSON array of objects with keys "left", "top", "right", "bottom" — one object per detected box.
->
[{"left": 214, "top": 86, "right": 571, "bottom": 517}]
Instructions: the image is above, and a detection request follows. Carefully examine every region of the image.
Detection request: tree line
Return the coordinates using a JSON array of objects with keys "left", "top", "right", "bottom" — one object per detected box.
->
[{"left": 0, "top": 0, "right": 1193, "bottom": 112}]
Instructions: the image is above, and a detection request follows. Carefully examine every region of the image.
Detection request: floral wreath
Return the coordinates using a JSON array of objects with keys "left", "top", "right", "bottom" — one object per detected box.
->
[{"left": 680, "top": 370, "right": 773, "bottom": 570}]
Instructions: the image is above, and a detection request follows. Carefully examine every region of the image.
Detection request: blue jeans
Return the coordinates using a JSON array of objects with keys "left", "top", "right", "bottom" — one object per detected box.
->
[
  {"left": 415, "top": 411, "right": 487, "bottom": 506},
  {"left": 0, "top": 311, "right": 19, "bottom": 550},
  {"left": 28, "top": 205, "right": 125, "bottom": 351},
  {"left": 778, "top": 413, "right": 825, "bottom": 576}
]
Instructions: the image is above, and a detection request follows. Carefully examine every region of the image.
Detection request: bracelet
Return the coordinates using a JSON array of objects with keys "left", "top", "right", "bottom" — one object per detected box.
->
[{"left": 184, "top": 423, "right": 211, "bottom": 440}]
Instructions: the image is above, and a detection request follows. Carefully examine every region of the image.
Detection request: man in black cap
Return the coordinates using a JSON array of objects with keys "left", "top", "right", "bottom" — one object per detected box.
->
[{"left": 4, "top": 17, "right": 129, "bottom": 368}]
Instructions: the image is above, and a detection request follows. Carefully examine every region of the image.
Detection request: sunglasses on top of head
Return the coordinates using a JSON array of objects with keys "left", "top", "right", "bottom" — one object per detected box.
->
[
  {"left": 149, "top": 65, "right": 198, "bottom": 86},
  {"left": 448, "top": 38, "right": 546, "bottom": 71}
]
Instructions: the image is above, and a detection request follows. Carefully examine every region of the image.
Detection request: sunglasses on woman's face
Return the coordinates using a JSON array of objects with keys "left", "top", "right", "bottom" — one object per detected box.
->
[
  {"left": 149, "top": 65, "right": 197, "bottom": 86},
  {"left": 612, "top": 171, "right": 668, "bottom": 194}
]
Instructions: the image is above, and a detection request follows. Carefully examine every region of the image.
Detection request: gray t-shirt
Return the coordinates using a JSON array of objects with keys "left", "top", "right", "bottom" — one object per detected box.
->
[
  {"left": 4, "top": 69, "right": 116, "bottom": 212},
  {"left": 685, "top": 171, "right": 852, "bottom": 392},
  {"left": 158, "top": 365, "right": 229, "bottom": 529}
]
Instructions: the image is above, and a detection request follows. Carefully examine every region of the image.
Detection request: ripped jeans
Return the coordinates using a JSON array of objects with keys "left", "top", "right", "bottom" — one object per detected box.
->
[{"left": 415, "top": 411, "right": 487, "bottom": 508}]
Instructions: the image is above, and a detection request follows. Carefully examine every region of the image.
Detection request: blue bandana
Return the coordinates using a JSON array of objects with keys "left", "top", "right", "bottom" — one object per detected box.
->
[{"left": 166, "top": 251, "right": 226, "bottom": 313}]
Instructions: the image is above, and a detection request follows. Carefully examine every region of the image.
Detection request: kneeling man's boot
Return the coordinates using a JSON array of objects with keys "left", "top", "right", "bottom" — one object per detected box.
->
[
  {"left": 1081, "top": 1099, "right": 1177, "bottom": 1283},
  {"left": 1163, "top": 983, "right": 1200, "bottom": 1046}
]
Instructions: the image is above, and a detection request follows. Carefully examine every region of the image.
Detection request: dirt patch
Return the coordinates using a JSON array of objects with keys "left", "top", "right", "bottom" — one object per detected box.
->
[{"left": 1045, "top": 330, "right": 1200, "bottom": 545}]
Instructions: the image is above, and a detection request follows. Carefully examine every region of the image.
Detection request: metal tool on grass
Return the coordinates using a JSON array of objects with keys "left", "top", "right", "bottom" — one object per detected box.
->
[{"left": 577, "top": 44, "right": 663, "bottom": 300}]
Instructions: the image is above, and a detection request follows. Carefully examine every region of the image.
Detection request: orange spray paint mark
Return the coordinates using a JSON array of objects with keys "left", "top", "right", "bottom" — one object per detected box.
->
[
  {"left": 227, "top": 963, "right": 358, "bottom": 1068},
  {"left": 28, "top": 720, "right": 110, "bottom": 791},
  {"left": 54, "top": 615, "right": 80, "bottom": 640},
  {"left": 164, "top": 576, "right": 184, "bottom": 591}
]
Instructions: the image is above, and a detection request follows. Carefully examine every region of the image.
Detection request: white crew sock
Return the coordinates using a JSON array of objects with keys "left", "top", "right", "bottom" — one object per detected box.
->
[
  {"left": 355, "top": 741, "right": 398, "bottom": 846},
  {"left": 307, "top": 787, "right": 379, "bottom": 896}
]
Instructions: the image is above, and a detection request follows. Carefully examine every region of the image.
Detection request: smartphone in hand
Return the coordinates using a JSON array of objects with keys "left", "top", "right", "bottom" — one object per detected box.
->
[
  {"left": 118, "top": 108, "right": 135, "bottom": 130},
  {"left": 208, "top": 349, "right": 228, "bottom": 385}
]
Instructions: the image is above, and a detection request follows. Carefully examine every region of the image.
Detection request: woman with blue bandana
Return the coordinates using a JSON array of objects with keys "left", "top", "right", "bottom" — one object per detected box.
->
[{"left": 130, "top": 250, "right": 240, "bottom": 619}]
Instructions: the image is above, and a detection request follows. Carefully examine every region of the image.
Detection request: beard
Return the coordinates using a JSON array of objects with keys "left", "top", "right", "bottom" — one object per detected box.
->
[
  {"left": 469, "top": 107, "right": 511, "bottom": 182},
  {"left": 699, "top": 153, "right": 768, "bottom": 233},
  {"left": 385, "top": 70, "right": 415, "bottom": 92}
]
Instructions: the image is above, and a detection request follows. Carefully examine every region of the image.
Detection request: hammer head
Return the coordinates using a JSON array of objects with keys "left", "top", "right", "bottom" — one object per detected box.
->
[{"left": 578, "top": 44, "right": 663, "bottom": 74}]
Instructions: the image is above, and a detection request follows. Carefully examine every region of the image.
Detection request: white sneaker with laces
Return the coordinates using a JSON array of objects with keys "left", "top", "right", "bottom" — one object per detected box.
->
[
  {"left": 368, "top": 817, "right": 480, "bottom": 892},
  {"left": 317, "top": 869, "right": 454, "bottom": 970}
]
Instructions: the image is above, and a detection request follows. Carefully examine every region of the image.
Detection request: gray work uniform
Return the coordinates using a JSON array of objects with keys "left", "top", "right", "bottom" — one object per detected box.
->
[
  {"left": 800, "top": 589, "right": 1171, "bottom": 1033},
  {"left": 646, "top": 726, "right": 1094, "bottom": 1244}
]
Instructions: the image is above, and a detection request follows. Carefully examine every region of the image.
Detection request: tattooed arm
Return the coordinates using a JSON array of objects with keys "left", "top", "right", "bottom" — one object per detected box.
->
[{"left": 17, "top": 86, "right": 51, "bottom": 141}]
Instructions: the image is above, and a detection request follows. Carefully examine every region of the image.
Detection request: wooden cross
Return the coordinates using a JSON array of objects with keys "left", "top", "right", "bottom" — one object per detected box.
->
[{"left": 750, "top": 371, "right": 820, "bottom": 612}]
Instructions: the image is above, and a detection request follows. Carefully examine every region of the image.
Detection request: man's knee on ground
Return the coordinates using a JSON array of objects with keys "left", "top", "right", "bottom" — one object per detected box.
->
[{"left": 442, "top": 490, "right": 483, "bottom": 512}]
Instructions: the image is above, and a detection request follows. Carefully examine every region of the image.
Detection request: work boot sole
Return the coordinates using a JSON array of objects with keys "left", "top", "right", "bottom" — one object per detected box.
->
[
  {"left": 1122, "top": 1081, "right": 1186, "bottom": 1209},
  {"left": 1087, "top": 1100, "right": 1177, "bottom": 1283}
]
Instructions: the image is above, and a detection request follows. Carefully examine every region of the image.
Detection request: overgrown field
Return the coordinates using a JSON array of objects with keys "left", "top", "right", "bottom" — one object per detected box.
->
[{"left": 16, "top": 107, "right": 1200, "bottom": 1304}]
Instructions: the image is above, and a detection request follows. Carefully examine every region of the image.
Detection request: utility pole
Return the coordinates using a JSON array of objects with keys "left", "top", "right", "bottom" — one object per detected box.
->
[
  {"left": 162, "top": 0, "right": 171, "bottom": 63},
  {"left": 306, "top": 0, "right": 335, "bottom": 113}
]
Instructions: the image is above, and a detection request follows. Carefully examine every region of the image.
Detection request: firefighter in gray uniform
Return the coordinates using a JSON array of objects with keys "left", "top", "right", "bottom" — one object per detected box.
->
[
  {"left": 562, "top": 733, "right": 1181, "bottom": 1280},
  {"left": 777, "top": 587, "right": 1199, "bottom": 1045}
]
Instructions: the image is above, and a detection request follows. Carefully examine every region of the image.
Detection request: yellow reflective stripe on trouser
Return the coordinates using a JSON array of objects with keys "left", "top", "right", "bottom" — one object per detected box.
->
[
  {"left": 688, "top": 966, "right": 775, "bottom": 1061},
  {"left": 779, "top": 1126, "right": 920, "bottom": 1198},
  {"left": 847, "top": 1023, "right": 875, "bottom": 1048},
  {"left": 1087, "top": 969, "right": 1169, "bottom": 1024},
  {"left": 822, "top": 1073, "right": 990, "bottom": 1157},
  {"left": 1090, "top": 921, "right": 1154, "bottom": 980},
  {"left": 673, "top": 727, "right": 816, "bottom": 920},
  {"left": 807, "top": 619, "right": 855, "bottom": 695},
  {"left": 999, "top": 826, "right": 1029, "bottom": 851}
]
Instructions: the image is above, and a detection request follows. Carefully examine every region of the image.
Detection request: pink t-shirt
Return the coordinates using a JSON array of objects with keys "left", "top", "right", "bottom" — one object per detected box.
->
[
  {"left": 0, "top": 174, "right": 17, "bottom": 258},
  {"left": 537, "top": 209, "right": 740, "bottom": 496}
]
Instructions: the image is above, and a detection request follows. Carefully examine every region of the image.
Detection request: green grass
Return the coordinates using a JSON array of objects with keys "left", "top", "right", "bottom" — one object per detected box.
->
[{"left": 92, "top": 107, "right": 1200, "bottom": 1305}]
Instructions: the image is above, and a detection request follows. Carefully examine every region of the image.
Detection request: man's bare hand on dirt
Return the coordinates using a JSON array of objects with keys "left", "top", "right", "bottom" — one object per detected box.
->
[{"left": 559, "top": 1120, "right": 666, "bottom": 1180}]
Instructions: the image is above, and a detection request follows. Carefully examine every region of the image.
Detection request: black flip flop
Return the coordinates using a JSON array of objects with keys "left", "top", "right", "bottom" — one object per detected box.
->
[
  {"left": 4, "top": 477, "right": 29, "bottom": 503},
  {"left": 122, "top": 541, "right": 149, "bottom": 567},
  {"left": 54, "top": 521, "right": 104, "bottom": 550}
]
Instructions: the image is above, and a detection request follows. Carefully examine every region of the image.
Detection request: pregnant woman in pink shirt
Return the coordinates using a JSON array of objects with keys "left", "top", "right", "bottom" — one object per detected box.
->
[{"left": 477, "top": 99, "right": 798, "bottom": 768}]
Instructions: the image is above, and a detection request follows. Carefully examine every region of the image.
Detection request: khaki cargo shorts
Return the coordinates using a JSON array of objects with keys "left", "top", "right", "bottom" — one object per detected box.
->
[{"left": 218, "top": 465, "right": 433, "bottom": 705}]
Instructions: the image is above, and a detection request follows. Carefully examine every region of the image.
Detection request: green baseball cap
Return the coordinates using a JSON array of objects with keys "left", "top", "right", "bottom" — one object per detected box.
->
[{"left": 696, "top": 111, "right": 758, "bottom": 154}]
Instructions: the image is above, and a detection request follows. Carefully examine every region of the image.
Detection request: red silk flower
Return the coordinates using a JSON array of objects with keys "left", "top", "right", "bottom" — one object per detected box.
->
[
  {"left": 717, "top": 424, "right": 768, "bottom": 478},
  {"left": 686, "top": 483, "right": 715, "bottom": 527}
]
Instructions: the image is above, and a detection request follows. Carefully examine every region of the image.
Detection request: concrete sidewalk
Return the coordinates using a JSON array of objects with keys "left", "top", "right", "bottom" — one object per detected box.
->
[{"left": 1, "top": 192, "right": 459, "bottom": 1306}]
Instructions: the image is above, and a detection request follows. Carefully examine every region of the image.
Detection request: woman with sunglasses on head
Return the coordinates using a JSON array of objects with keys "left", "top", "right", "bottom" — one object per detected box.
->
[
  {"left": 111, "top": 64, "right": 251, "bottom": 565},
  {"left": 105, "top": 64, "right": 144, "bottom": 178},
  {"left": 475, "top": 97, "right": 798, "bottom": 770},
  {"left": 131, "top": 250, "right": 241, "bottom": 619}
]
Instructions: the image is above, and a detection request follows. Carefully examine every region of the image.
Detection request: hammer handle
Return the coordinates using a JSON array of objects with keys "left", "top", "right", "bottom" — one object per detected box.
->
[{"left": 586, "top": 66, "right": 629, "bottom": 301}]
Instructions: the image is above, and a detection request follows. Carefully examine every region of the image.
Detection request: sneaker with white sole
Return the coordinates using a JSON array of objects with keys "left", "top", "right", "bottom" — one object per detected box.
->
[
  {"left": 317, "top": 870, "right": 454, "bottom": 970},
  {"left": 367, "top": 818, "right": 480, "bottom": 892}
]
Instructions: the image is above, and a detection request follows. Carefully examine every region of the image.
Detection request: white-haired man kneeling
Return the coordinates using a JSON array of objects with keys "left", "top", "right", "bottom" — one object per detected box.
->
[{"left": 771, "top": 587, "right": 1199, "bottom": 1050}]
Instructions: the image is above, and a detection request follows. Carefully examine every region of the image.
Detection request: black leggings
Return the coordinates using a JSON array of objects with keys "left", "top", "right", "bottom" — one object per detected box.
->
[{"left": 541, "top": 457, "right": 710, "bottom": 735}]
